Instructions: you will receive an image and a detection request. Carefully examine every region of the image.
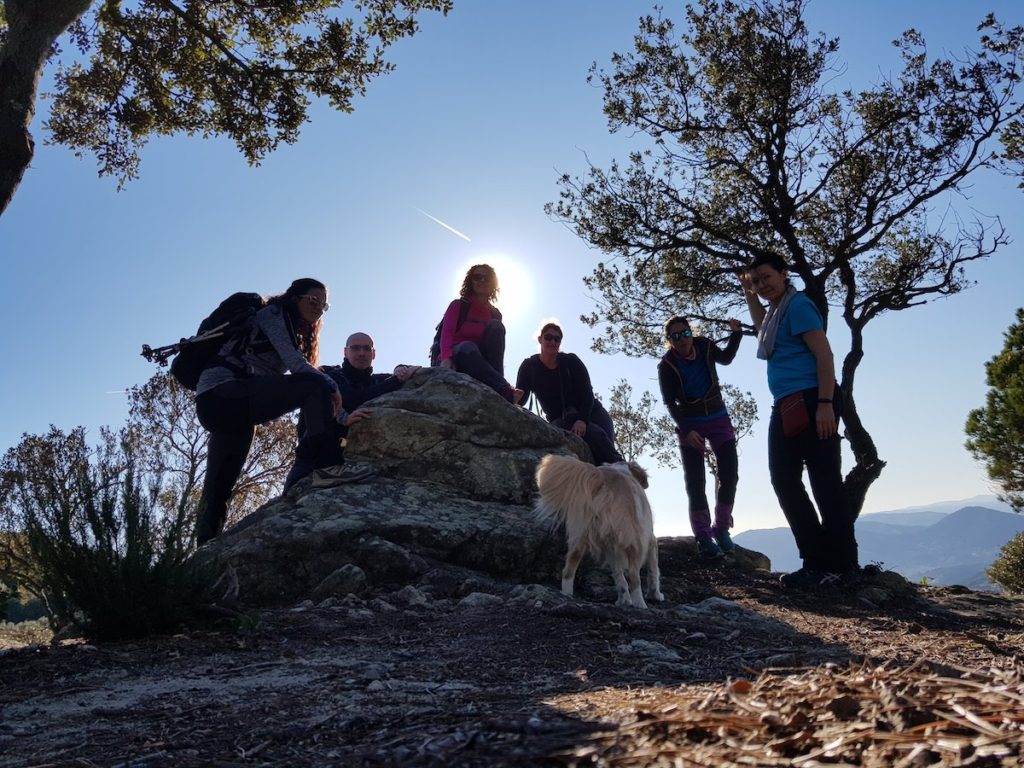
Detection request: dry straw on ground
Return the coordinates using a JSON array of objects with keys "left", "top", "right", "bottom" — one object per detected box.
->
[{"left": 551, "top": 660, "right": 1024, "bottom": 767}]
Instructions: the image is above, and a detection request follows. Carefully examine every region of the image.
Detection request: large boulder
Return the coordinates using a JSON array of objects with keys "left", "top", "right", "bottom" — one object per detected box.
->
[
  {"left": 217, "top": 368, "right": 583, "bottom": 603},
  {"left": 344, "top": 367, "right": 588, "bottom": 504}
]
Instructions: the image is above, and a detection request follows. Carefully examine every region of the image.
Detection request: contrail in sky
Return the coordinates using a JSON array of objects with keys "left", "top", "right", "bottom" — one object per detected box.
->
[{"left": 415, "top": 207, "right": 471, "bottom": 242}]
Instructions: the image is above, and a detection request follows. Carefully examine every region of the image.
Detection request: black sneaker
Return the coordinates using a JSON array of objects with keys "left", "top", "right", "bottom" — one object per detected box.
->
[
  {"left": 697, "top": 538, "right": 724, "bottom": 560},
  {"left": 713, "top": 528, "right": 736, "bottom": 554},
  {"left": 779, "top": 567, "right": 824, "bottom": 589}
]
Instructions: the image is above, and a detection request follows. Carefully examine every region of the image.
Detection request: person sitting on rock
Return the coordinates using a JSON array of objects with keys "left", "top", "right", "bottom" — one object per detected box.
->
[
  {"left": 438, "top": 264, "right": 524, "bottom": 403},
  {"left": 515, "top": 321, "right": 624, "bottom": 466},
  {"left": 284, "top": 333, "right": 417, "bottom": 491},
  {"left": 324, "top": 332, "right": 420, "bottom": 409}
]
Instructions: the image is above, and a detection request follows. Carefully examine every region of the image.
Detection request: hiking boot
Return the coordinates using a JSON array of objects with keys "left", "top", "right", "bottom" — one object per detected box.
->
[
  {"left": 697, "top": 538, "right": 724, "bottom": 560},
  {"left": 779, "top": 567, "right": 824, "bottom": 589},
  {"left": 713, "top": 528, "right": 735, "bottom": 554},
  {"left": 310, "top": 463, "right": 375, "bottom": 488}
]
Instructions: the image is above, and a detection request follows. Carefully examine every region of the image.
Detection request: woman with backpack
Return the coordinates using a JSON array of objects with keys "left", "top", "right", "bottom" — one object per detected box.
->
[
  {"left": 436, "top": 264, "right": 523, "bottom": 403},
  {"left": 194, "top": 277, "right": 369, "bottom": 544},
  {"left": 740, "top": 255, "right": 858, "bottom": 588},
  {"left": 515, "top": 322, "right": 623, "bottom": 465}
]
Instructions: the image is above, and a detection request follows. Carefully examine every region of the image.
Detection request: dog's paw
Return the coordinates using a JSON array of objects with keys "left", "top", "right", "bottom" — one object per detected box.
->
[{"left": 651, "top": 590, "right": 666, "bottom": 602}]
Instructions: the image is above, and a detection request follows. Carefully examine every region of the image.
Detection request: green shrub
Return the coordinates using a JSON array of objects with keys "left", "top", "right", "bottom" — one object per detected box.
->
[
  {"left": 2, "top": 426, "right": 210, "bottom": 640},
  {"left": 988, "top": 532, "right": 1024, "bottom": 595}
]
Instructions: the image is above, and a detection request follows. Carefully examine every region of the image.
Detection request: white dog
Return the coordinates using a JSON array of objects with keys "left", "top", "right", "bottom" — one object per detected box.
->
[{"left": 534, "top": 454, "right": 664, "bottom": 608}]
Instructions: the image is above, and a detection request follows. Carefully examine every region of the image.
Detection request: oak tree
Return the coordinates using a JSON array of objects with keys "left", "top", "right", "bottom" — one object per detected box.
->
[
  {"left": 549, "top": 0, "right": 1023, "bottom": 517},
  {"left": 0, "top": 0, "right": 451, "bottom": 215}
]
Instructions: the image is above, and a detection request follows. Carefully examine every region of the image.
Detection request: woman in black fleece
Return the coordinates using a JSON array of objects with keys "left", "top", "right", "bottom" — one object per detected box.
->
[{"left": 515, "top": 322, "right": 623, "bottom": 465}]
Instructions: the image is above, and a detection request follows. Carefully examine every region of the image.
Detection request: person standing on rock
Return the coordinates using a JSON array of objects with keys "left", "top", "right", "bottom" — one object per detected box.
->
[
  {"left": 657, "top": 315, "right": 743, "bottom": 560},
  {"left": 515, "top": 321, "right": 624, "bottom": 466},
  {"left": 195, "top": 278, "right": 370, "bottom": 544},
  {"left": 437, "top": 264, "right": 524, "bottom": 403}
]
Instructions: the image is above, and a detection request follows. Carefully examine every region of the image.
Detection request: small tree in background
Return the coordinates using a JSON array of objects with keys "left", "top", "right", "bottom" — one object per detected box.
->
[
  {"left": 125, "top": 372, "right": 297, "bottom": 532},
  {"left": 607, "top": 376, "right": 758, "bottom": 470},
  {"left": 988, "top": 532, "right": 1024, "bottom": 595},
  {"left": 965, "top": 308, "right": 1024, "bottom": 512}
]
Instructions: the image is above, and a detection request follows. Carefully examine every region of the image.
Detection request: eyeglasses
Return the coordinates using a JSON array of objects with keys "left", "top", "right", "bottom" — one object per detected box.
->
[
  {"left": 668, "top": 329, "right": 693, "bottom": 341},
  {"left": 347, "top": 344, "right": 373, "bottom": 352},
  {"left": 470, "top": 273, "right": 489, "bottom": 282},
  {"left": 302, "top": 294, "right": 330, "bottom": 312},
  {"left": 543, "top": 334, "right": 562, "bottom": 343}
]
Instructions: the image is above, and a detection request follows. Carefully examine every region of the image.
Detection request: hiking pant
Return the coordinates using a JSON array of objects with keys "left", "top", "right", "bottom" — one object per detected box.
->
[
  {"left": 195, "top": 372, "right": 337, "bottom": 541},
  {"left": 553, "top": 401, "right": 624, "bottom": 465},
  {"left": 677, "top": 413, "right": 738, "bottom": 540},
  {"left": 452, "top": 320, "right": 512, "bottom": 398},
  {"left": 767, "top": 387, "right": 857, "bottom": 573}
]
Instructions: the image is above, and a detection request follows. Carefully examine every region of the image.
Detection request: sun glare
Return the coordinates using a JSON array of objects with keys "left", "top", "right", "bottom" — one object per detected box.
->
[{"left": 453, "top": 255, "right": 534, "bottom": 314}]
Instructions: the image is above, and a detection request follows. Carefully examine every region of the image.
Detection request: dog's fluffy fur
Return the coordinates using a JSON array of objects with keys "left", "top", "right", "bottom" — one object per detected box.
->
[{"left": 534, "top": 454, "right": 663, "bottom": 608}]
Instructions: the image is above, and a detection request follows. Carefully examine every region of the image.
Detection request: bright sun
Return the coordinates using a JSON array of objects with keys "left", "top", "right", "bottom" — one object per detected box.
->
[{"left": 452, "top": 255, "right": 533, "bottom": 314}]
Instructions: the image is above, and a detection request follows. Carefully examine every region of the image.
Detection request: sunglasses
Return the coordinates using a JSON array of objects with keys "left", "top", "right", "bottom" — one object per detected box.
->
[
  {"left": 543, "top": 334, "right": 563, "bottom": 343},
  {"left": 668, "top": 329, "right": 693, "bottom": 341},
  {"left": 470, "top": 273, "right": 490, "bottom": 282},
  {"left": 302, "top": 294, "right": 330, "bottom": 312},
  {"left": 347, "top": 344, "right": 373, "bottom": 352}
]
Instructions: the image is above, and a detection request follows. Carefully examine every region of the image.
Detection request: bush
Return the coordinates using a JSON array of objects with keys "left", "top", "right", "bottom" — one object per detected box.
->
[
  {"left": 988, "top": 532, "right": 1024, "bottom": 595},
  {"left": 2, "top": 426, "right": 210, "bottom": 640}
]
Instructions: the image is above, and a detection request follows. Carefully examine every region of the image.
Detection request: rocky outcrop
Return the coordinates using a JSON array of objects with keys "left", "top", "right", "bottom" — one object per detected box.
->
[
  {"left": 344, "top": 367, "right": 589, "bottom": 505},
  {"left": 212, "top": 367, "right": 769, "bottom": 605}
]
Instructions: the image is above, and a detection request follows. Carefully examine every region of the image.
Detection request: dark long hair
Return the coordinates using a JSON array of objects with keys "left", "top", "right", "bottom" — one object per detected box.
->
[
  {"left": 459, "top": 264, "right": 499, "bottom": 302},
  {"left": 267, "top": 277, "right": 326, "bottom": 365}
]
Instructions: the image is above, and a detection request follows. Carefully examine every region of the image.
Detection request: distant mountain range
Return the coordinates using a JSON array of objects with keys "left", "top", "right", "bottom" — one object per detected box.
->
[{"left": 734, "top": 496, "right": 1024, "bottom": 591}]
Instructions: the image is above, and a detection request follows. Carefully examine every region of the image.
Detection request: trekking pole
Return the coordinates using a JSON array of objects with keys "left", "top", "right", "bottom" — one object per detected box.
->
[
  {"left": 140, "top": 342, "right": 181, "bottom": 367},
  {"left": 141, "top": 323, "right": 231, "bottom": 367}
]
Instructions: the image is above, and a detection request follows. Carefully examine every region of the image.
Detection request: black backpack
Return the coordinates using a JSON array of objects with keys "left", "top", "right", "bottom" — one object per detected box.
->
[
  {"left": 428, "top": 299, "right": 501, "bottom": 366},
  {"left": 141, "top": 292, "right": 267, "bottom": 390}
]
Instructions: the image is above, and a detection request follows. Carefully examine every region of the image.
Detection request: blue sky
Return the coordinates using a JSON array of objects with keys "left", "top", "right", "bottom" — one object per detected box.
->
[{"left": 1, "top": 1, "right": 1021, "bottom": 535}]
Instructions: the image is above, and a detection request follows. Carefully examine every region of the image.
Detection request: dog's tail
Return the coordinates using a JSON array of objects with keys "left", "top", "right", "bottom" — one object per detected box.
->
[{"left": 533, "top": 454, "right": 603, "bottom": 525}]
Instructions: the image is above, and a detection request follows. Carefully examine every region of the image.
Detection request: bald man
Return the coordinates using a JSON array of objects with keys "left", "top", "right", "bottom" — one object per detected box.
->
[{"left": 321, "top": 332, "right": 419, "bottom": 409}]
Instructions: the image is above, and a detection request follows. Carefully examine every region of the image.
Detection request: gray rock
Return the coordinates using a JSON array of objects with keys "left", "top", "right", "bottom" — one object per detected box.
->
[
  {"left": 394, "top": 585, "right": 429, "bottom": 607},
  {"left": 616, "top": 639, "right": 682, "bottom": 662},
  {"left": 345, "top": 367, "right": 589, "bottom": 504},
  {"left": 457, "top": 592, "right": 504, "bottom": 608},
  {"left": 312, "top": 564, "right": 368, "bottom": 601}
]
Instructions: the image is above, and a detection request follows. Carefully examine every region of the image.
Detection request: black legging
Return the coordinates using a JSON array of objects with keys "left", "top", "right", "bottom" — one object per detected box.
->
[{"left": 195, "top": 372, "right": 337, "bottom": 540}]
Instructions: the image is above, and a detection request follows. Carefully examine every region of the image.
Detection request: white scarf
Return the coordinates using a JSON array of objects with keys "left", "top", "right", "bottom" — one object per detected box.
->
[{"left": 757, "top": 285, "right": 798, "bottom": 360}]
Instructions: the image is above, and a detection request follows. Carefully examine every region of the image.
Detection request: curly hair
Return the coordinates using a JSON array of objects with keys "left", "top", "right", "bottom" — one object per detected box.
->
[
  {"left": 267, "top": 277, "right": 326, "bottom": 366},
  {"left": 459, "top": 264, "right": 499, "bottom": 303}
]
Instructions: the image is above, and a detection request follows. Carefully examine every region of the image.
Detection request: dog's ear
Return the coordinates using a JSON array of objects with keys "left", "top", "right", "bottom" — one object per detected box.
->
[{"left": 627, "top": 461, "right": 649, "bottom": 489}]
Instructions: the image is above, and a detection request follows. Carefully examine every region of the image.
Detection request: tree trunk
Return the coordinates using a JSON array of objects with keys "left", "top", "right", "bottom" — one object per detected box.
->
[
  {"left": 839, "top": 328, "right": 886, "bottom": 520},
  {"left": 0, "top": 0, "right": 92, "bottom": 216}
]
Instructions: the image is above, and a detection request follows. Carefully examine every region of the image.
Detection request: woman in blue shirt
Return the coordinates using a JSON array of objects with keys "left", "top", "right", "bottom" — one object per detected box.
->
[{"left": 741, "top": 255, "right": 858, "bottom": 588}]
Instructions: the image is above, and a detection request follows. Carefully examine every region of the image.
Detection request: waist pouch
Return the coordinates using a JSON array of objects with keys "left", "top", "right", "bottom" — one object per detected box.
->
[{"left": 779, "top": 391, "right": 810, "bottom": 438}]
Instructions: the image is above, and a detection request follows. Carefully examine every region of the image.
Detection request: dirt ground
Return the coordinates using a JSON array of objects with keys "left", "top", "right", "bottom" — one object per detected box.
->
[{"left": 2, "top": 545, "right": 1023, "bottom": 767}]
